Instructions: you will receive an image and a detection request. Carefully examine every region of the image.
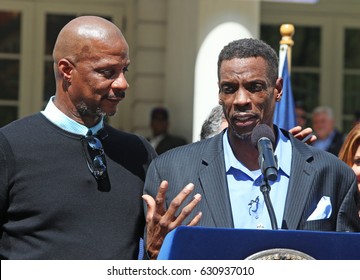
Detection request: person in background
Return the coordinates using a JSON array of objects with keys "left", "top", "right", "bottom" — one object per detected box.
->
[
  {"left": 200, "top": 105, "right": 228, "bottom": 140},
  {"left": 143, "top": 38, "right": 360, "bottom": 258},
  {"left": 295, "top": 101, "right": 308, "bottom": 128},
  {"left": 148, "top": 106, "right": 188, "bottom": 154},
  {"left": 311, "top": 105, "right": 344, "bottom": 156},
  {"left": 338, "top": 123, "right": 360, "bottom": 193}
]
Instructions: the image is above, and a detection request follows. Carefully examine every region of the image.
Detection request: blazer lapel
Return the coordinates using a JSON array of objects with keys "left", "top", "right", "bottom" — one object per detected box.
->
[
  {"left": 195, "top": 130, "right": 316, "bottom": 230},
  {"left": 198, "top": 133, "right": 234, "bottom": 228},
  {"left": 282, "top": 132, "right": 316, "bottom": 229}
]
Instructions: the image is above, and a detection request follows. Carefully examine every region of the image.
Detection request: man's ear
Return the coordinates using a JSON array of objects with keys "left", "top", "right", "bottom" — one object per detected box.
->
[
  {"left": 275, "top": 77, "right": 283, "bottom": 102},
  {"left": 58, "top": 59, "right": 73, "bottom": 81}
]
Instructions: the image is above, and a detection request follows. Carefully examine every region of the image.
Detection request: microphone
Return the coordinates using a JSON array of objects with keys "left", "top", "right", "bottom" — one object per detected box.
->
[
  {"left": 251, "top": 124, "right": 279, "bottom": 230},
  {"left": 251, "top": 124, "right": 278, "bottom": 182}
]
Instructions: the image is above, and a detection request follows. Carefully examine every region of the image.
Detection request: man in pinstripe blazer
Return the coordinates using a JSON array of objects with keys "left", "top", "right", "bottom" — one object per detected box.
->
[{"left": 143, "top": 38, "right": 360, "bottom": 258}]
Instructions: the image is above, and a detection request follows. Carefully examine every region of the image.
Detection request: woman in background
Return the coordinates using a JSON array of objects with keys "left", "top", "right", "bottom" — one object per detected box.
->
[{"left": 338, "top": 123, "right": 360, "bottom": 193}]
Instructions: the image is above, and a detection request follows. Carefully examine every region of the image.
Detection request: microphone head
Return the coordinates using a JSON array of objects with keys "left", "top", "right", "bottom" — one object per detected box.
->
[{"left": 251, "top": 124, "right": 276, "bottom": 148}]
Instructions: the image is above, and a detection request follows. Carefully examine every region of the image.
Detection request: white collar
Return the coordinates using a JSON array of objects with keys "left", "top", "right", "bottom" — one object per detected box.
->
[
  {"left": 223, "top": 126, "right": 292, "bottom": 178},
  {"left": 41, "top": 96, "right": 104, "bottom": 136}
]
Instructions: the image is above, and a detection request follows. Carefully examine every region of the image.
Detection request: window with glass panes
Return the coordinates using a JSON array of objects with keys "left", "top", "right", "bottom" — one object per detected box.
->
[
  {"left": 0, "top": 11, "right": 21, "bottom": 127},
  {"left": 343, "top": 28, "right": 360, "bottom": 132}
]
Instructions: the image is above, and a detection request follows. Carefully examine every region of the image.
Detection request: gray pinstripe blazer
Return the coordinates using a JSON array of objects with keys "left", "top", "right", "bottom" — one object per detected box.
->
[{"left": 144, "top": 128, "right": 360, "bottom": 232}]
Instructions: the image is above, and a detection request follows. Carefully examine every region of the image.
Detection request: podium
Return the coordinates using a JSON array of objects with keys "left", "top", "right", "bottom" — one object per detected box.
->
[{"left": 157, "top": 226, "right": 360, "bottom": 260}]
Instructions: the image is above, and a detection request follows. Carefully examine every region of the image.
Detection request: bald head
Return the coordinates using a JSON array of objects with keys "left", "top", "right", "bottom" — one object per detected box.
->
[
  {"left": 53, "top": 16, "right": 126, "bottom": 64},
  {"left": 51, "top": 16, "right": 130, "bottom": 126}
]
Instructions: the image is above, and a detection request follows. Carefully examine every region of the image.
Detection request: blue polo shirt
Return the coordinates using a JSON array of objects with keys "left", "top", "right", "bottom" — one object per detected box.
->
[{"left": 223, "top": 126, "right": 292, "bottom": 229}]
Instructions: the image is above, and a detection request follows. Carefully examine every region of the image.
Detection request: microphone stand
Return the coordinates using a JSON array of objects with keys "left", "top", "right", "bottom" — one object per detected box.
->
[{"left": 260, "top": 177, "right": 278, "bottom": 230}]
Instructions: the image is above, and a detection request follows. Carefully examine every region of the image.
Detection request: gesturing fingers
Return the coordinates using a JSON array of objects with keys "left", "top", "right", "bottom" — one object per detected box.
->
[
  {"left": 288, "top": 125, "right": 302, "bottom": 136},
  {"left": 181, "top": 193, "right": 202, "bottom": 227},
  {"left": 142, "top": 194, "right": 156, "bottom": 223},
  {"left": 289, "top": 126, "right": 317, "bottom": 145},
  {"left": 164, "top": 184, "right": 202, "bottom": 230},
  {"left": 187, "top": 211, "right": 202, "bottom": 226},
  {"left": 163, "top": 183, "right": 195, "bottom": 218},
  {"left": 174, "top": 193, "right": 202, "bottom": 225},
  {"left": 145, "top": 182, "right": 202, "bottom": 259},
  {"left": 154, "top": 180, "right": 169, "bottom": 216}
]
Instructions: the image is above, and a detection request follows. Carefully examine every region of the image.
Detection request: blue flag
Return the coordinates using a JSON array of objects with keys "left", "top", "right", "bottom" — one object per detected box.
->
[{"left": 273, "top": 54, "right": 297, "bottom": 130}]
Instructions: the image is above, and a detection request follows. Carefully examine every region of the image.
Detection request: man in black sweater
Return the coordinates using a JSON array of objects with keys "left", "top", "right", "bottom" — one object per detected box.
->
[
  {"left": 0, "top": 15, "right": 201, "bottom": 260},
  {"left": 0, "top": 15, "right": 158, "bottom": 260}
]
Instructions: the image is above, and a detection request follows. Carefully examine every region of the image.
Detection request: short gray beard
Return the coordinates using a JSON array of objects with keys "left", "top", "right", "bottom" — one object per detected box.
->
[
  {"left": 229, "top": 122, "right": 252, "bottom": 142},
  {"left": 234, "top": 130, "right": 251, "bottom": 141},
  {"left": 76, "top": 101, "right": 106, "bottom": 118}
]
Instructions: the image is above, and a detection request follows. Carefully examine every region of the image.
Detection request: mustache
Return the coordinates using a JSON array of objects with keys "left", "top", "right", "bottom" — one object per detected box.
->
[
  {"left": 230, "top": 111, "right": 259, "bottom": 120},
  {"left": 104, "top": 91, "right": 126, "bottom": 99},
  {"left": 116, "top": 91, "right": 126, "bottom": 98}
]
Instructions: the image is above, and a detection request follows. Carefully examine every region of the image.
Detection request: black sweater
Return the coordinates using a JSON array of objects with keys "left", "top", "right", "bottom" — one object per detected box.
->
[{"left": 0, "top": 113, "right": 156, "bottom": 259}]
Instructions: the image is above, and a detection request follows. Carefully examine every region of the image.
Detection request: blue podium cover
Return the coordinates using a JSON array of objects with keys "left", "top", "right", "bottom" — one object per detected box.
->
[{"left": 157, "top": 226, "right": 360, "bottom": 260}]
